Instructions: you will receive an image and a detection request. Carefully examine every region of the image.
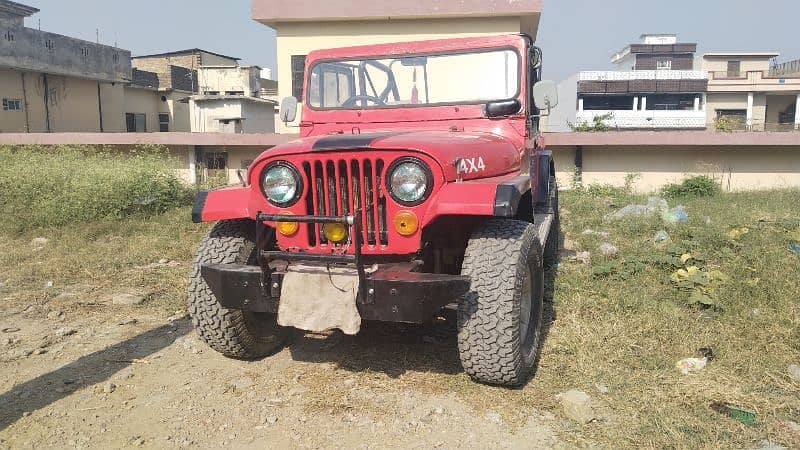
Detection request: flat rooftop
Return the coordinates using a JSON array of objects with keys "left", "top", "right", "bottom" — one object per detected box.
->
[{"left": 253, "top": 0, "right": 541, "bottom": 38}]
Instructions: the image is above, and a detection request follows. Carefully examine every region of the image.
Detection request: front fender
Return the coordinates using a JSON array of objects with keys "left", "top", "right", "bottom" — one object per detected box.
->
[
  {"left": 191, "top": 188, "right": 251, "bottom": 223},
  {"left": 421, "top": 174, "right": 531, "bottom": 227}
]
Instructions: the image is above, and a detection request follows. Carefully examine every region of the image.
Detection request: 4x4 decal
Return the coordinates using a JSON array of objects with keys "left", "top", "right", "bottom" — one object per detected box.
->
[{"left": 456, "top": 157, "right": 487, "bottom": 175}]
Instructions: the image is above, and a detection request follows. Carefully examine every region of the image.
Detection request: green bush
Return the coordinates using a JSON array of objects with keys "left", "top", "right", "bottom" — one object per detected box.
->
[
  {"left": 568, "top": 112, "right": 613, "bottom": 132},
  {"left": 661, "top": 175, "right": 721, "bottom": 198},
  {"left": 0, "top": 145, "right": 193, "bottom": 231}
]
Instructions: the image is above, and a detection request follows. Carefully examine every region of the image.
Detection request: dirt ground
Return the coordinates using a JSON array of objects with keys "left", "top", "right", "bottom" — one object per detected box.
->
[{"left": 0, "top": 294, "right": 563, "bottom": 449}]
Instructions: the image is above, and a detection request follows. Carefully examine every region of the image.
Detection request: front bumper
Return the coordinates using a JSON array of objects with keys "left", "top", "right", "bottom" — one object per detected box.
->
[
  {"left": 200, "top": 210, "right": 470, "bottom": 324},
  {"left": 201, "top": 263, "right": 469, "bottom": 323}
]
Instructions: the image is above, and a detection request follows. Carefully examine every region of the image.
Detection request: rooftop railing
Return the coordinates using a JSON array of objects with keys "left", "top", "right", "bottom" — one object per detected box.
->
[{"left": 579, "top": 70, "right": 708, "bottom": 81}]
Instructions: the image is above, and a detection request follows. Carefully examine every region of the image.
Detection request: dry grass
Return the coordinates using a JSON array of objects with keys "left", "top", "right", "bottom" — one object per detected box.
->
[{"left": 1, "top": 190, "right": 798, "bottom": 449}]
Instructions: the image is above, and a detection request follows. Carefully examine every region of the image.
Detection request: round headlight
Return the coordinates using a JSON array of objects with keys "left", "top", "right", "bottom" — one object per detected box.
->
[
  {"left": 261, "top": 162, "right": 302, "bottom": 206},
  {"left": 387, "top": 158, "right": 433, "bottom": 206}
]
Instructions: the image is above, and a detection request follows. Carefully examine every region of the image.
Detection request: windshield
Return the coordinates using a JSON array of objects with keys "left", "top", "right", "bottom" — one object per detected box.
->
[{"left": 308, "top": 48, "right": 520, "bottom": 110}]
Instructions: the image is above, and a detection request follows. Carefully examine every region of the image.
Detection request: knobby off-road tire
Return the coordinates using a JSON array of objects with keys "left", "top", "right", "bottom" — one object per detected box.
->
[
  {"left": 188, "top": 219, "right": 289, "bottom": 359},
  {"left": 543, "top": 177, "right": 560, "bottom": 268},
  {"left": 458, "top": 219, "right": 545, "bottom": 386}
]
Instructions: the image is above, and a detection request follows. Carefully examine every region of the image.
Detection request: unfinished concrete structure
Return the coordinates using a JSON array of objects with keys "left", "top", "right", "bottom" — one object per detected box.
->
[{"left": 190, "top": 65, "right": 277, "bottom": 133}]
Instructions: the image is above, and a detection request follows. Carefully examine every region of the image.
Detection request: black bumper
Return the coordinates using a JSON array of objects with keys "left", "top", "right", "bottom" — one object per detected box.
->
[{"left": 200, "top": 263, "right": 470, "bottom": 324}]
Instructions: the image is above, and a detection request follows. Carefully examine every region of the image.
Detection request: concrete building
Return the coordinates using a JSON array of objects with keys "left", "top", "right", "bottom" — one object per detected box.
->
[
  {"left": 0, "top": 0, "right": 201, "bottom": 133},
  {"left": 189, "top": 65, "right": 277, "bottom": 133},
  {"left": 702, "top": 52, "right": 800, "bottom": 131},
  {"left": 573, "top": 34, "right": 709, "bottom": 130},
  {"left": 130, "top": 49, "right": 245, "bottom": 133},
  {"left": 0, "top": 0, "right": 133, "bottom": 132},
  {"left": 251, "top": 0, "right": 542, "bottom": 131}
]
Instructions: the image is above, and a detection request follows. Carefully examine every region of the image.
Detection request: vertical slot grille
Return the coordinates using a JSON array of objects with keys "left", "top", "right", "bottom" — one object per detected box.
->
[{"left": 301, "top": 156, "right": 388, "bottom": 249}]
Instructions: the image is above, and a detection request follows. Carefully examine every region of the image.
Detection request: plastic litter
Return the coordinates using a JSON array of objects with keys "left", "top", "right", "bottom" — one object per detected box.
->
[
  {"left": 654, "top": 230, "right": 670, "bottom": 242},
  {"left": 581, "top": 229, "right": 610, "bottom": 238},
  {"left": 598, "top": 243, "right": 618, "bottom": 257},
  {"left": 727, "top": 227, "right": 750, "bottom": 240},
  {"left": 788, "top": 364, "right": 800, "bottom": 382},
  {"left": 647, "top": 196, "right": 670, "bottom": 212},
  {"left": 676, "top": 347, "right": 714, "bottom": 375},
  {"left": 676, "top": 357, "right": 707, "bottom": 375},
  {"left": 604, "top": 197, "right": 669, "bottom": 220},
  {"left": 662, "top": 206, "right": 688, "bottom": 225},
  {"left": 710, "top": 402, "right": 757, "bottom": 426},
  {"left": 604, "top": 204, "right": 650, "bottom": 220},
  {"left": 790, "top": 243, "right": 800, "bottom": 254}
]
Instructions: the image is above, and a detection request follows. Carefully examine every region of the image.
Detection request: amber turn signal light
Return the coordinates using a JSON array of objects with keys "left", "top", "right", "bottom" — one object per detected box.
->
[
  {"left": 393, "top": 211, "right": 419, "bottom": 236},
  {"left": 322, "top": 223, "right": 347, "bottom": 242},
  {"left": 276, "top": 213, "right": 299, "bottom": 236}
]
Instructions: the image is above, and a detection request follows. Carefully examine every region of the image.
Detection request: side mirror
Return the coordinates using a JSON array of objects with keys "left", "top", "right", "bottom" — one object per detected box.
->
[
  {"left": 485, "top": 99, "right": 522, "bottom": 118},
  {"left": 532, "top": 80, "right": 559, "bottom": 114},
  {"left": 279, "top": 96, "right": 298, "bottom": 124}
]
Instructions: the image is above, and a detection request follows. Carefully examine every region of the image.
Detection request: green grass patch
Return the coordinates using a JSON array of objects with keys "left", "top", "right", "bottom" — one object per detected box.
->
[
  {"left": 0, "top": 145, "right": 193, "bottom": 232},
  {"left": 538, "top": 188, "right": 800, "bottom": 448}
]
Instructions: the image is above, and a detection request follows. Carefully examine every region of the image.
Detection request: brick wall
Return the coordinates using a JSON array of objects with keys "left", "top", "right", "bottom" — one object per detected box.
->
[
  {"left": 635, "top": 54, "right": 694, "bottom": 70},
  {"left": 131, "top": 53, "right": 201, "bottom": 90}
]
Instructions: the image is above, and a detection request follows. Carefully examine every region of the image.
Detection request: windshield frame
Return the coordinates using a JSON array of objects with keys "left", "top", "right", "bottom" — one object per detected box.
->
[{"left": 305, "top": 46, "right": 523, "bottom": 112}]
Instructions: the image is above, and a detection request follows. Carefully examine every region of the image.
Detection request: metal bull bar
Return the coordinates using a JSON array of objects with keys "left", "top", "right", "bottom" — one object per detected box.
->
[{"left": 255, "top": 210, "right": 371, "bottom": 304}]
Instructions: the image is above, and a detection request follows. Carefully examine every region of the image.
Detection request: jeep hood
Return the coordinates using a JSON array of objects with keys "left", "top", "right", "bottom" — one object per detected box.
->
[{"left": 250, "top": 130, "right": 523, "bottom": 182}]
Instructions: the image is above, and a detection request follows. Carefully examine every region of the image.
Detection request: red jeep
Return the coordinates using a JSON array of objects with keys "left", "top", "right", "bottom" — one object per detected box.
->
[{"left": 189, "top": 34, "right": 560, "bottom": 386}]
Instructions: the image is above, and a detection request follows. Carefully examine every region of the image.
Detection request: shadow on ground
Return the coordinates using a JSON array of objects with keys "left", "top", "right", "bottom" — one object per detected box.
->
[
  {"left": 288, "top": 267, "right": 558, "bottom": 383},
  {"left": 0, "top": 318, "right": 191, "bottom": 430}
]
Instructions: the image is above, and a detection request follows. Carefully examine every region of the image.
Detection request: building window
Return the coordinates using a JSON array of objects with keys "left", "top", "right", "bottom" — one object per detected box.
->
[
  {"left": 205, "top": 152, "right": 228, "bottom": 170},
  {"left": 158, "top": 113, "right": 170, "bottom": 132},
  {"left": 727, "top": 61, "right": 741, "bottom": 78},
  {"left": 218, "top": 119, "right": 243, "bottom": 134},
  {"left": 716, "top": 109, "right": 747, "bottom": 130},
  {"left": 2, "top": 98, "right": 23, "bottom": 111},
  {"left": 225, "top": 91, "right": 245, "bottom": 96},
  {"left": 646, "top": 94, "right": 696, "bottom": 111},
  {"left": 291, "top": 55, "right": 307, "bottom": 101},
  {"left": 125, "top": 113, "right": 147, "bottom": 132},
  {"left": 656, "top": 60, "right": 672, "bottom": 71},
  {"left": 204, "top": 91, "right": 219, "bottom": 96},
  {"left": 581, "top": 95, "right": 636, "bottom": 111}
]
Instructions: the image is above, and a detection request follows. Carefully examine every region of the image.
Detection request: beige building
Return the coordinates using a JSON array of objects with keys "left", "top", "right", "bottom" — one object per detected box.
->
[
  {"left": 702, "top": 52, "right": 799, "bottom": 131},
  {"left": 252, "top": 0, "right": 541, "bottom": 132},
  {"left": 0, "top": 0, "right": 134, "bottom": 132},
  {"left": 0, "top": 0, "right": 196, "bottom": 134}
]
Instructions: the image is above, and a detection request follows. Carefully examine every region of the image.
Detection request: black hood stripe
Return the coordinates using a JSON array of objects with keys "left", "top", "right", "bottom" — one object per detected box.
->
[{"left": 311, "top": 132, "right": 398, "bottom": 151}]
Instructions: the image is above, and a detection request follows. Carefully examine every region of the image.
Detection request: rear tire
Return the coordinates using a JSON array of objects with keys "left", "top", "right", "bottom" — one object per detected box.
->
[
  {"left": 457, "top": 219, "right": 545, "bottom": 386},
  {"left": 543, "top": 178, "right": 560, "bottom": 268},
  {"left": 188, "top": 219, "right": 290, "bottom": 359}
]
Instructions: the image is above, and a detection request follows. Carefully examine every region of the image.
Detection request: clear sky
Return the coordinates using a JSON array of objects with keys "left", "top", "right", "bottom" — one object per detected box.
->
[{"left": 21, "top": 0, "right": 800, "bottom": 82}]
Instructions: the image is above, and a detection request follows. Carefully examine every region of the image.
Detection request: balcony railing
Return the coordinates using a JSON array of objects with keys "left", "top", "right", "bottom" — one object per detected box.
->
[
  {"left": 579, "top": 70, "right": 708, "bottom": 81},
  {"left": 709, "top": 70, "right": 800, "bottom": 81},
  {"left": 575, "top": 110, "right": 707, "bottom": 129},
  {"left": 770, "top": 59, "right": 800, "bottom": 78}
]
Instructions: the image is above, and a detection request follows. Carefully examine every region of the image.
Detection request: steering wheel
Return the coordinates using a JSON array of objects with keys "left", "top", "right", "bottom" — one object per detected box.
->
[{"left": 342, "top": 95, "right": 387, "bottom": 108}]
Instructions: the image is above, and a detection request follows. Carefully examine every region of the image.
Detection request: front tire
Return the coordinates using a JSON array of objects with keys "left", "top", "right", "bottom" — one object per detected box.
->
[
  {"left": 457, "top": 219, "right": 545, "bottom": 386},
  {"left": 188, "top": 219, "right": 290, "bottom": 359}
]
